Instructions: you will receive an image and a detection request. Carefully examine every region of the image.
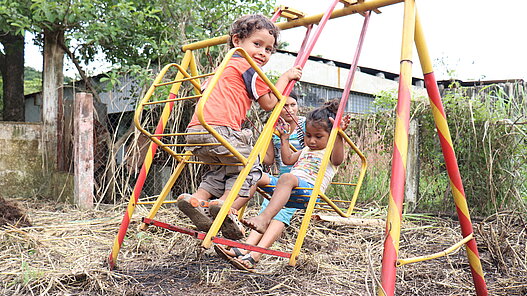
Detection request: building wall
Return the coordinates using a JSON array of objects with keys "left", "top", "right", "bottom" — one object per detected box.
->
[{"left": 264, "top": 52, "right": 428, "bottom": 113}]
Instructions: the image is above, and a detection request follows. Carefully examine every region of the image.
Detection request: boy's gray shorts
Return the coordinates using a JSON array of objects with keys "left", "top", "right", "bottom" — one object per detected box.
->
[{"left": 185, "top": 126, "right": 262, "bottom": 197}]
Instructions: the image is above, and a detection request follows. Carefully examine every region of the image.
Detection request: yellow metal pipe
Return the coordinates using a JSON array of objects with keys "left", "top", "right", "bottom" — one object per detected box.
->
[
  {"left": 331, "top": 181, "right": 357, "bottom": 186},
  {"left": 396, "top": 234, "right": 474, "bottom": 266},
  {"left": 134, "top": 59, "right": 195, "bottom": 163},
  {"left": 137, "top": 200, "right": 177, "bottom": 205},
  {"left": 188, "top": 50, "right": 202, "bottom": 94},
  {"left": 289, "top": 124, "right": 341, "bottom": 265},
  {"left": 182, "top": 0, "right": 403, "bottom": 51},
  {"left": 153, "top": 73, "right": 211, "bottom": 87},
  {"left": 201, "top": 48, "right": 290, "bottom": 248},
  {"left": 340, "top": 130, "right": 367, "bottom": 215},
  {"left": 414, "top": 12, "right": 433, "bottom": 75},
  {"left": 317, "top": 191, "right": 347, "bottom": 217},
  {"left": 414, "top": 13, "right": 488, "bottom": 295},
  {"left": 139, "top": 152, "right": 192, "bottom": 231},
  {"left": 142, "top": 94, "right": 202, "bottom": 105}
]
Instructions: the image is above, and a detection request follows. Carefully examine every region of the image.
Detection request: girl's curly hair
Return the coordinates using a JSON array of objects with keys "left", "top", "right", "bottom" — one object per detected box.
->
[{"left": 228, "top": 14, "right": 279, "bottom": 52}]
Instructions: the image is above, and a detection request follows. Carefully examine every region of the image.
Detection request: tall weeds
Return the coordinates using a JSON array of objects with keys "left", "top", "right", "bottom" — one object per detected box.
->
[{"left": 359, "top": 81, "right": 527, "bottom": 216}]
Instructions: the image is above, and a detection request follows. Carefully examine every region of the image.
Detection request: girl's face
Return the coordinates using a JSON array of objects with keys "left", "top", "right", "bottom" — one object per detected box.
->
[
  {"left": 304, "top": 122, "right": 330, "bottom": 151},
  {"left": 232, "top": 29, "right": 275, "bottom": 66},
  {"left": 280, "top": 96, "right": 298, "bottom": 123}
]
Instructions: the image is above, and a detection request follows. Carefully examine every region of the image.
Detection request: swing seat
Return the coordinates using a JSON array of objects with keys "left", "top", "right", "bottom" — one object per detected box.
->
[{"left": 259, "top": 183, "right": 319, "bottom": 209}]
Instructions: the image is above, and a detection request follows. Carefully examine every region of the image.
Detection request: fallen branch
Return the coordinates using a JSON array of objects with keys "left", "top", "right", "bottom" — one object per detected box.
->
[{"left": 312, "top": 215, "right": 385, "bottom": 227}]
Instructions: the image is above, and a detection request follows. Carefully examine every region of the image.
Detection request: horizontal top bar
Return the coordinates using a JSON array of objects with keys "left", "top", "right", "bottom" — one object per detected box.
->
[{"left": 181, "top": 0, "right": 403, "bottom": 51}]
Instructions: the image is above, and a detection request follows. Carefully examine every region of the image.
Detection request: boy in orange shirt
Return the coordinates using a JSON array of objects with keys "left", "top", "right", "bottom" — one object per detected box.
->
[{"left": 178, "top": 14, "right": 302, "bottom": 239}]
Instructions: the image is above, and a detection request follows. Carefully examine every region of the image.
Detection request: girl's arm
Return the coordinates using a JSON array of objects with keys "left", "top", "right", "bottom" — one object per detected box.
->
[
  {"left": 263, "top": 138, "right": 275, "bottom": 165},
  {"left": 330, "top": 134, "right": 346, "bottom": 166},
  {"left": 330, "top": 115, "right": 351, "bottom": 166},
  {"left": 280, "top": 135, "right": 301, "bottom": 165},
  {"left": 257, "top": 66, "right": 302, "bottom": 111}
]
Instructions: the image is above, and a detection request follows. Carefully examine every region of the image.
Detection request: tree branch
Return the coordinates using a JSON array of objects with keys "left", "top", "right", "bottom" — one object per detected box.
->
[{"left": 59, "top": 42, "right": 102, "bottom": 104}]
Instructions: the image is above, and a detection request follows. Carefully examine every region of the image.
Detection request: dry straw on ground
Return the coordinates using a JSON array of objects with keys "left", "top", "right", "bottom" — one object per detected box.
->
[{"left": 1, "top": 197, "right": 526, "bottom": 295}]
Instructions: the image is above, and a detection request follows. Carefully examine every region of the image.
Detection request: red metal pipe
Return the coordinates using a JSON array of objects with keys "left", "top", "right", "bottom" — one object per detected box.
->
[
  {"left": 108, "top": 98, "right": 175, "bottom": 269},
  {"left": 142, "top": 218, "right": 291, "bottom": 258},
  {"left": 333, "top": 11, "right": 371, "bottom": 127}
]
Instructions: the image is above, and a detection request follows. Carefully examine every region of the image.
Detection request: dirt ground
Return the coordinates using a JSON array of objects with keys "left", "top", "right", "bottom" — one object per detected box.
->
[{"left": 0, "top": 196, "right": 526, "bottom": 296}]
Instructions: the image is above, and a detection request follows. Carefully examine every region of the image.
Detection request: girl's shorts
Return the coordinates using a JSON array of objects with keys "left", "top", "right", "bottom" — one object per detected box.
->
[{"left": 259, "top": 175, "right": 319, "bottom": 224}]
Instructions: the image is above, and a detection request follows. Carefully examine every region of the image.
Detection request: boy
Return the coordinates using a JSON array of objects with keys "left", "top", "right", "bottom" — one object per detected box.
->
[{"left": 178, "top": 14, "right": 302, "bottom": 239}]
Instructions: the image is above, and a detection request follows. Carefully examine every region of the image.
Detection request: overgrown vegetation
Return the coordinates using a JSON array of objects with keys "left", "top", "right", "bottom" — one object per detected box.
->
[
  {"left": 1, "top": 198, "right": 525, "bottom": 295},
  {"left": 24, "top": 67, "right": 42, "bottom": 95},
  {"left": 343, "top": 81, "right": 527, "bottom": 216}
]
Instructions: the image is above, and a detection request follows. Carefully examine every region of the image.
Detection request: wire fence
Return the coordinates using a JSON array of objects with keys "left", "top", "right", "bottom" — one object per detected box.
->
[{"left": 85, "top": 78, "right": 373, "bottom": 206}]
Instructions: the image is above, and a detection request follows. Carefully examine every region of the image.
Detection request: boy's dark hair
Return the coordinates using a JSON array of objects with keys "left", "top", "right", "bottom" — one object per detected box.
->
[
  {"left": 229, "top": 14, "right": 279, "bottom": 52},
  {"left": 306, "top": 99, "right": 340, "bottom": 133}
]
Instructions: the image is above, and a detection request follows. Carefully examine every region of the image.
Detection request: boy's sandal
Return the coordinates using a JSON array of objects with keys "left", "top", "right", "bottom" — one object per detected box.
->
[
  {"left": 209, "top": 200, "right": 246, "bottom": 240},
  {"left": 176, "top": 194, "right": 213, "bottom": 232},
  {"left": 230, "top": 254, "right": 257, "bottom": 272}
]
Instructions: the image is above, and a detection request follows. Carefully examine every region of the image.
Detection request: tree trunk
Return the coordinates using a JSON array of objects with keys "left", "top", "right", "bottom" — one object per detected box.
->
[
  {"left": 42, "top": 29, "right": 65, "bottom": 172},
  {"left": 0, "top": 32, "right": 25, "bottom": 121}
]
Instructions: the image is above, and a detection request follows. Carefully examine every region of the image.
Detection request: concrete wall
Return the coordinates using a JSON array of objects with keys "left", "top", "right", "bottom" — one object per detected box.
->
[
  {"left": 0, "top": 122, "right": 44, "bottom": 197},
  {"left": 0, "top": 122, "right": 73, "bottom": 200}
]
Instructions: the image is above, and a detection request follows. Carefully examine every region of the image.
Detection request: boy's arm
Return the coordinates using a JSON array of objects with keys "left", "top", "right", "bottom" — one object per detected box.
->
[
  {"left": 257, "top": 66, "right": 302, "bottom": 111},
  {"left": 330, "top": 115, "right": 351, "bottom": 166}
]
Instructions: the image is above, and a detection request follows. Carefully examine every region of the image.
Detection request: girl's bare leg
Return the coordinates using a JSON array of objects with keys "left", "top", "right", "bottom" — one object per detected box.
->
[{"left": 242, "top": 173, "right": 297, "bottom": 233}]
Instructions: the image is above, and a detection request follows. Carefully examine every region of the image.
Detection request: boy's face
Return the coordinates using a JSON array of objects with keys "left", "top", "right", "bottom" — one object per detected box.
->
[{"left": 232, "top": 29, "right": 275, "bottom": 66}]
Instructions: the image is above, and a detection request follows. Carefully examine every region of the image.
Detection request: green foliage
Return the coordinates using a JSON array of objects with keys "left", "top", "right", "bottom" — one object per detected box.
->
[
  {"left": 24, "top": 67, "right": 42, "bottom": 95},
  {"left": 364, "top": 81, "right": 527, "bottom": 216},
  {"left": 434, "top": 84, "right": 527, "bottom": 214},
  {"left": 0, "top": 0, "right": 32, "bottom": 35},
  {"left": 3, "top": 0, "right": 274, "bottom": 89},
  {"left": 373, "top": 89, "right": 397, "bottom": 111},
  {"left": 76, "top": 0, "right": 273, "bottom": 105}
]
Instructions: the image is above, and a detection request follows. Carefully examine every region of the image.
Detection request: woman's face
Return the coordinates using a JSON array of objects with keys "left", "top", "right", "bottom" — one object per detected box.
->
[{"left": 280, "top": 96, "right": 299, "bottom": 123}]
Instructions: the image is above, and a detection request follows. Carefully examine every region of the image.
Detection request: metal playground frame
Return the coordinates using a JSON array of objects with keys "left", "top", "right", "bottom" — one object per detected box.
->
[{"left": 108, "top": 1, "right": 488, "bottom": 295}]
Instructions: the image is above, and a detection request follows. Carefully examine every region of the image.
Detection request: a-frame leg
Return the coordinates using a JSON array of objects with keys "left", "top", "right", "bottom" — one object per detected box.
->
[
  {"left": 413, "top": 12, "right": 488, "bottom": 296},
  {"left": 379, "top": 0, "right": 416, "bottom": 295},
  {"left": 379, "top": 2, "right": 488, "bottom": 295},
  {"left": 108, "top": 51, "right": 194, "bottom": 269}
]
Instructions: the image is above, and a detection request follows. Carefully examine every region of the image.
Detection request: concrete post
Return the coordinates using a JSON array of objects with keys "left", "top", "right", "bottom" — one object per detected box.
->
[
  {"left": 405, "top": 118, "right": 419, "bottom": 211},
  {"left": 74, "top": 92, "right": 94, "bottom": 209}
]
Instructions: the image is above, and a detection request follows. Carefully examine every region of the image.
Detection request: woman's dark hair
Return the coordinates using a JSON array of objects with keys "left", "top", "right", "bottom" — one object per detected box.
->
[
  {"left": 229, "top": 14, "right": 279, "bottom": 52},
  {"left": 306, "top": 99, "right": 340, "bottom": 133},
  {"left": 289, "top": 90, "right": 298, "bottom": 101}
]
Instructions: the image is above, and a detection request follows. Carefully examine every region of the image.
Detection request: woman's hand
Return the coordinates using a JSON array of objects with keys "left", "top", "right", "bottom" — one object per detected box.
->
[{"left": 276, "top": 117, "right": 291, "bottom": 137}]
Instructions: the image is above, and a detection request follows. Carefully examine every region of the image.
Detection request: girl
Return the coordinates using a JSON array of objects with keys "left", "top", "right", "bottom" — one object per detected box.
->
[
  {"left": 241, "top": 99, "right": 351, "bottom": 235},
  {"left": 214, "top": 91, "right": 306, "bottom": 271}
]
